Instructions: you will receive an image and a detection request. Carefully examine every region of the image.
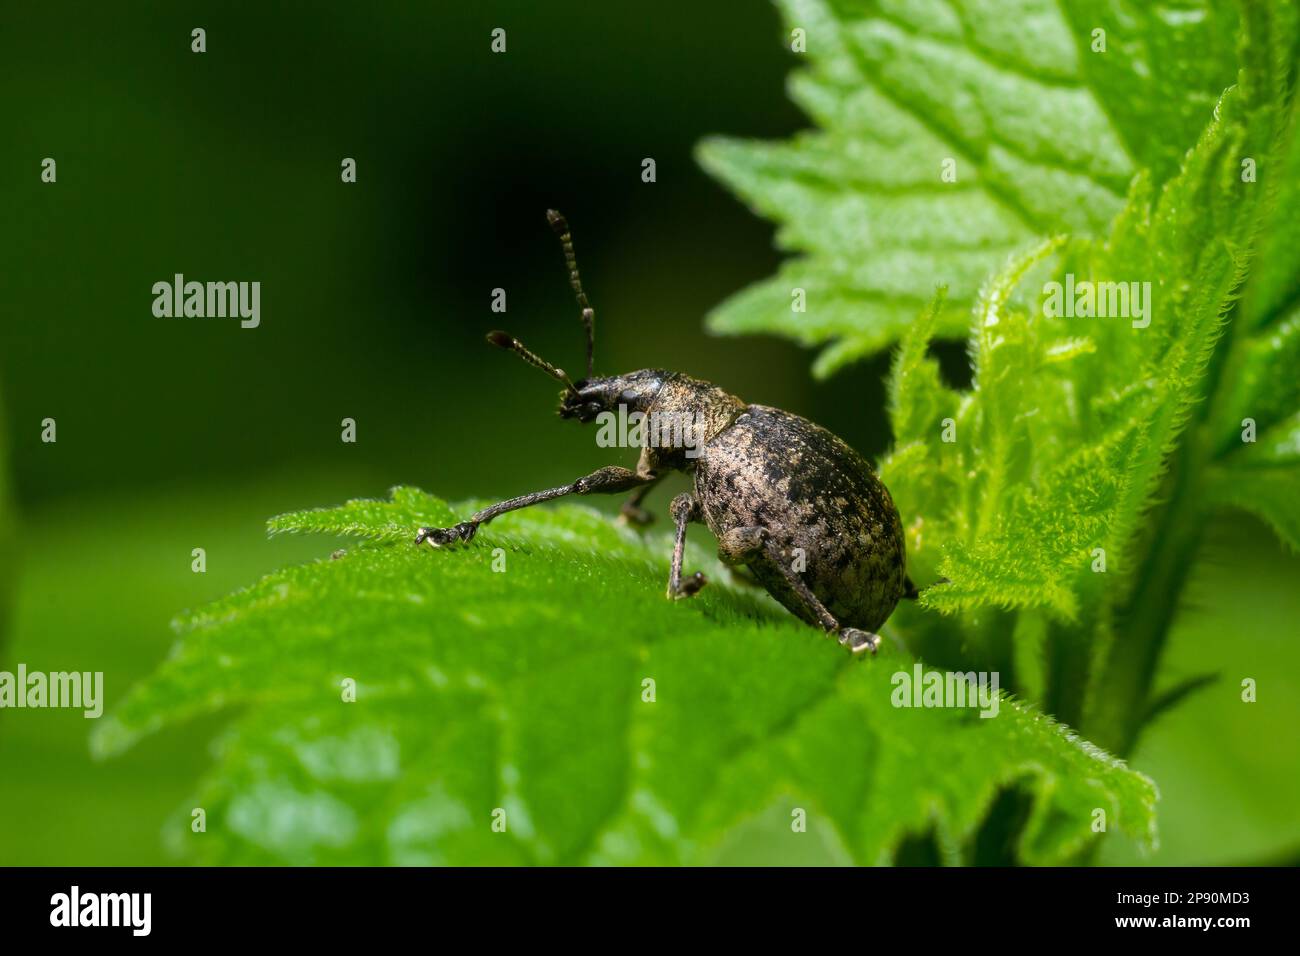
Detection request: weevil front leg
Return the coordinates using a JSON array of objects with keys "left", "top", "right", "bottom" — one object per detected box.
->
[
  {"left": 415, "top": 465, "right": 655, "bottom": 547},
  {"left": 665, "top": 492, "right": 708, "bottom": 599},
  {"left": 717, "top": 526, "right": 881, "bottom": 655}
]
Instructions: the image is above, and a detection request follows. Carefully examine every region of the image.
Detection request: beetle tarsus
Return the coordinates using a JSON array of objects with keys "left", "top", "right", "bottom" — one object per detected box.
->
[
  {"left": 415, "top": 522, "right": 478, "bottom": 547},
  {"left": 668, "top": 570, "right": 707, "bottom": 600},
  {"left": 838, "top": 628, "right": 881, "bottom": 655}
]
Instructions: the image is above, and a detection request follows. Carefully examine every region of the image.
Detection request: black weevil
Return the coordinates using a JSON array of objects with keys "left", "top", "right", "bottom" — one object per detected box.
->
[{"left": 416, "top": 211, "right": 914, "bottom": 654}]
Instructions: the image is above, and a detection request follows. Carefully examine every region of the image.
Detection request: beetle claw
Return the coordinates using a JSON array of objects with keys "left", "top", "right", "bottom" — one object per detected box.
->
[
  {"left": 838, "top": 628, "right": 881, "bottom": 655},
  {"left": 669, "top": 571, "right": 708, "bottom": 599},
  {"left": 415, "top": 522, "right": 478, "bottom": 547}
]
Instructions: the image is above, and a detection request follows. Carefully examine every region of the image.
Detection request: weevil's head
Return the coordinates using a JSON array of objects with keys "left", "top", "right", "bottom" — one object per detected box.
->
[
  {"left": 557, "top": 369, "right": 668, "bottom": 423},
  {"left": 485, "top": 211, "right": 671, "bottom": 424}
]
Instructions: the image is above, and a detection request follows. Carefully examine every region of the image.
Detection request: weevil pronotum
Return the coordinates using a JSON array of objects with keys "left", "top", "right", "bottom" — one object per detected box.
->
[{"left": 416, "top": 211, "right": 915, "bottom": 654}]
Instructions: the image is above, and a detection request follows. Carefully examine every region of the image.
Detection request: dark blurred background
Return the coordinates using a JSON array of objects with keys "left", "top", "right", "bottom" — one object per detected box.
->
[{"left": 2, "top": 0, "right": 896, "bottom": 515}]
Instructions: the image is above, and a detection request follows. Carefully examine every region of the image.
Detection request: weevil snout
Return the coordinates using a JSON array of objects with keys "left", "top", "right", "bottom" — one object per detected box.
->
[
  {"left": 558, "top": 370, "right": 668, "bottom": 423},
  {"left": 558, "top": 382, "right": 603, "bottom": 423}
]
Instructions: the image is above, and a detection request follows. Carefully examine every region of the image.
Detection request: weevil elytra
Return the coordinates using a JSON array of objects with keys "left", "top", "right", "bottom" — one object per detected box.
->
[{"left": 415, "top": 211, "right": 914, "bottom": 654}]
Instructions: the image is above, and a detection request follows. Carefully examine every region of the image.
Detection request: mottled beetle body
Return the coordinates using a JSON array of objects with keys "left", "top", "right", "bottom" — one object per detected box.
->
[
  {"left": 416, "top": 212, "right": 911, "bottom": 654},
  {"left": 693, "top": 402, "right": 908, "bottom": 635}
]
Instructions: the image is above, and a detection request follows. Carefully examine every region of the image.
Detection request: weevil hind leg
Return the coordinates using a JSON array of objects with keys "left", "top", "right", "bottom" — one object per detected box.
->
[
  {"left": 715, "top": 525, "right": 881, "bottom": 655},
  {"left": 415, "top": 465, "right": 655, "bottom": 547},
  {"left": 665, "top": 492, "right": 708, "bottom": 599}
]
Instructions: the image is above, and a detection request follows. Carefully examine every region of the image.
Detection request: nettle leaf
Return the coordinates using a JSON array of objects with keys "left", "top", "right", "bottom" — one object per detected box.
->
[
  {"left": 884, "top": 62, "right": 1273, "bottom": 623},
  {"left": 1206, "top": 465, "right": 1300, "bottom": 552},
  {"left": 887, "top": 287, "right": 958, "bottom": 445},
  {"left": 94, "top": 488, "right": 1154, "bottom": 865},
  {"left": 1236, "top": 0, "right": 1300, "bottom": 331},
  {"left": 1208, "top": 307, "right": 1300, "bottom": 453},
  {"left": 872, "top": 3, "right": 1299, "bottom": 760},
  {"left": 699, "top": 0, "right": 1242, "bottom": 376},
  {"left": 1196, "top": 3, "right": 1300, "bottom": 552}
]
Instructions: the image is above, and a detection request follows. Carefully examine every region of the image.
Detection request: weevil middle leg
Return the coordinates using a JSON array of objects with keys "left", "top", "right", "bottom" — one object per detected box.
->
[{"left": 665, "top": 492, "right": 708, "bottom": 599}]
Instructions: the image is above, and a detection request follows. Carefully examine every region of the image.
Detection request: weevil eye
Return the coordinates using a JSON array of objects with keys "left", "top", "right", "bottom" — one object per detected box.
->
[{"left": 581, "top": 401, "right": 602, "bottom": 422}]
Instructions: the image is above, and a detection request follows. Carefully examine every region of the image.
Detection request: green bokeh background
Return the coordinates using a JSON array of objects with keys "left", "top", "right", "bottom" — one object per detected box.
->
[{"left": 0, "top": 2, "right": 1295, "bottom": 866}]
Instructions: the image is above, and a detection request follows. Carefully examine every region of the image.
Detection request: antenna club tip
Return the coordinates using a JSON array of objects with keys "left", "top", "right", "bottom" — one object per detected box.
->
[
  {"left": 546, "top": 209, "right": 568, "bottom": 233},
  {"left": 486, "top": 330, "right": 514, "bottom": 349}
]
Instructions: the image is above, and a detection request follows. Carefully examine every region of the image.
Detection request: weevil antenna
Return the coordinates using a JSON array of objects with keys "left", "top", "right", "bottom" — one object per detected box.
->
[
  {"left": 486, "top": 330, "right": 579, "bottom": 395},
  {"left": 546, "top": 209, "right": 595, "bottom": 380}
]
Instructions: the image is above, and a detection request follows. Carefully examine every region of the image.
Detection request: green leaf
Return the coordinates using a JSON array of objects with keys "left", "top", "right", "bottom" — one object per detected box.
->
[
  {"left": 870, "top": 0, "right": 1295, "bottom": 745},
  {"left": 886, "top": 286, "right": 956, "bottom": 445},
  {"left": 1209, "top": 306, "right": 1300, "bottom": 455},
  {"left": 95, "top": 488, "right": 1155, "bottom": 865},
  {"left": 1101, "top": 514, "right": 1300, "bottom": 865},
  {"left": 1206, "top": 463, "right": 1300, "bottom": 552},
  {"left": 700, "top": 0, "right": 1243, "bottom": 376},
  {"left": 1208, "top": 45, "right": 1300, "bottom": 460},
  {"left": 1236, "top": 0, "right": 1300, "bottom": 330}
]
